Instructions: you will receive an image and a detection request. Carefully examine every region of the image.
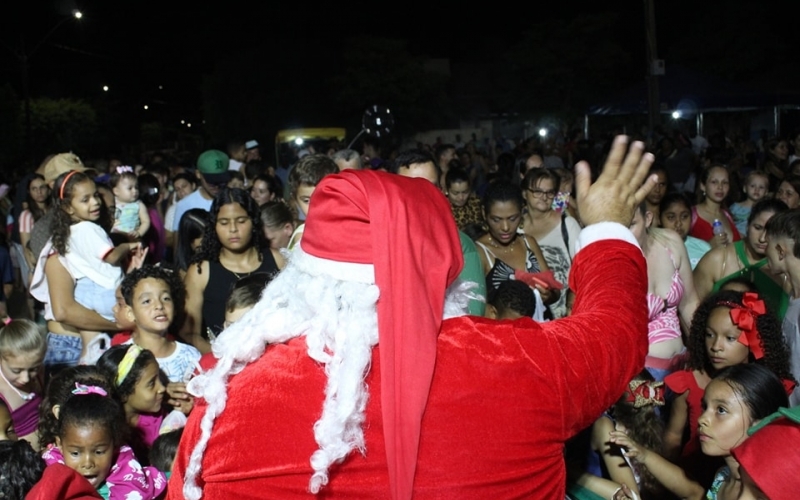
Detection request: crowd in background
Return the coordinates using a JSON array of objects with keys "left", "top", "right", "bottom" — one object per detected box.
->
[{"left": 1, "top": 125, "right": 800, "bottom": 499}]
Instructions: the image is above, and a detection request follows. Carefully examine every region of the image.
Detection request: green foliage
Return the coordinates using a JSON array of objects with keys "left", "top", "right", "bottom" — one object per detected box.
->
[{"left": 28, "top": 97, "right": 99, "bottom": 157}]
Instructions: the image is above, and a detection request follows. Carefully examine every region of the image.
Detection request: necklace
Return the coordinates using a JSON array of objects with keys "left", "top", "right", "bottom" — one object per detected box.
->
[
  {"left": 488, "top": 235, "right": 518, "bottom": 254},
  {"left": 0, "top": 365, "right": 36, "bottom": 401}
]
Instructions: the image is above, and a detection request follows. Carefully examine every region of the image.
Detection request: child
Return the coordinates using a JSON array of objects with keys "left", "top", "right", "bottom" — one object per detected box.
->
[
  {"left": 610, "top": 364, "right": 788, "bottom": 499},
  {"left": 224, "top": 272, "right": 272, "bottom": 329},
  {"left": 198, "top": 272, "right": 271, "bottom": 372},
  {"left": 662, "top": 290, "right": 794, "bottom": 482},
  {"left": 97, "top": 345, "right": 170, "bottom": 449},
  {"left": 149, "top": 428, "right": 183, "bottom": 477},
  {"left": 730, "top": 171, "right": 769, "bottom": 235},
  {"left": 50, "top": 170, "right": 141, "bottom": 363},
  {"left": 41, "top": 380, "right": 167, "bottom": 499},
  {"left": 110, "top": 166, "right": 151, "bottom": 240},
  {"left": 0, "top": 439, "right": 46, "bottom": 498},
  {"left": 286, "top": 154, "right": 338, "bottom": 249},
  {"left": 0, "top": 319, "right": 46, "bottom": 449},
  {"left": 486, "top": 279, "right": 536, "bottom": 320},
  {"left": 0, "top": 398, "right": 14, "bottom": 441},
  {"left": 576, "top": 370, "right": 665, "bottom": 500}
]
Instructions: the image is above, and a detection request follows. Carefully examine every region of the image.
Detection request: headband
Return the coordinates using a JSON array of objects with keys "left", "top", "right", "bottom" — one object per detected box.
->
[
  {"left": 59, "top": 170, "right": 81, "bottom": 199},
  {"left": 623, "top": 379, "right": 665, "bottom": 408},
  {"left": 71, "top": 383, "right": 108, "bottom": 397},
  {"left": 116, "top": 344, "right": 144, "bottom": 387},
  {"left": 116, "top": 165, "right": 134, "bottom": 174},
  {"left": 718, "top": 292, "right": 766, "bottom": 359}
]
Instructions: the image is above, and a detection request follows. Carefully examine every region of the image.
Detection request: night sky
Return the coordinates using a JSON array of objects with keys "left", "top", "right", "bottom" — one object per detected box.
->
[{"left": 1, "top": 0, "right": 794, "bottom": 152}]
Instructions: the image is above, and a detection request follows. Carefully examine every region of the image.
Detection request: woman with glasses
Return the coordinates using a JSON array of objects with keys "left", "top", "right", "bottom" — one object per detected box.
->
[
  {"left": 520, "top": 169, "right": 581, "bottom": 319},
  {"left": 475, "top": 181, "right": 557, "bottom": 316}
]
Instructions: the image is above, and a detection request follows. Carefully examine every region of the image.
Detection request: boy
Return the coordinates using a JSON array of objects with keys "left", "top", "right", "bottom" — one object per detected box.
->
[
  {"left": 286, "top": 155, "right": 338, "bottom": 249},
  {"left": 486, "top": 280, "right": 536, "bottom": 320},
  {"left": 119, "top": 265, "right": 199, "bottom": 413}
]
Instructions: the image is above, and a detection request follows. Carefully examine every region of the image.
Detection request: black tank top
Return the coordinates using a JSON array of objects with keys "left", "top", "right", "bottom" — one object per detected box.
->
[{"left": 201, "top": 252, "right": 278, "bottom": 338}]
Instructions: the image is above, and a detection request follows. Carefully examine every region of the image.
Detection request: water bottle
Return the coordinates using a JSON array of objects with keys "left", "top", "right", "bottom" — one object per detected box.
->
[{"left": 712, "top": 219, "right": 725, "bottom": 238}]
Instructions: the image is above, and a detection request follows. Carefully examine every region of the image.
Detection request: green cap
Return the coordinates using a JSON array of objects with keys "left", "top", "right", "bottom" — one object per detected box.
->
[{"left": 197, "top": 149, "right": 230, "bottom": 184}]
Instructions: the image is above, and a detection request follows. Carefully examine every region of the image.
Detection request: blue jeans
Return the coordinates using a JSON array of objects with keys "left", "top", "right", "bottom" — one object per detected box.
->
[{"left": 44, "top": 333, "right": 82, "bottom": 377}]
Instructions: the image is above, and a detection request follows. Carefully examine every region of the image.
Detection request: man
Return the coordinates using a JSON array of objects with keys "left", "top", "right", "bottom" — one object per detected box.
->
[
  {"left": 244, "top": 140, "right": 261, "bottom": 162},
  {"left": 170, "top": 150, "right": 230, "bottom": 233},
  {"left": 170, "top": 136, "right": 655, "bottom": 499},
  {"left": 392, "top": 149, "right": 486, "bottom": 316},
  {"left": 332, "top": 149, "right": 362, "bottom": 171},
  {"left": 764, "top": 209, "right": 800, "bottom": 406}
]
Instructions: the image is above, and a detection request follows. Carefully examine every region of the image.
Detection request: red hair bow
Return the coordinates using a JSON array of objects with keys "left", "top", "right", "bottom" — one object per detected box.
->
[
  {"left": 729, "top": 292, "right": 766, "bottom": 360},
  {"left": 624, "top": 380, "right": 665, "bottom": 408}
]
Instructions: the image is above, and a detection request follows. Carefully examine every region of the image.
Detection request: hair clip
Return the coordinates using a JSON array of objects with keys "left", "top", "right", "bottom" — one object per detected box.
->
[
  {"left": 116, "top": 165, "right": 135, "bottom": 174},
  {"left": 71, "top": 383, "right": 108, "bottom": 397},
  {"left": 720, "top": 292, "right": 766, "bottom": 359}
]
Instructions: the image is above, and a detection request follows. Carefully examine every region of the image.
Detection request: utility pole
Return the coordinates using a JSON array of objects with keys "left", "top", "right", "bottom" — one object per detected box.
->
[{"left": 644, "top": 0, "right": 662, "bottom": 142}]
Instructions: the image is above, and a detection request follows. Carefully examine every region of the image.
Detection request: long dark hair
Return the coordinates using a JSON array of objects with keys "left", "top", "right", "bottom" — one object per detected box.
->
[
  {"left": 190, "top": 188, "right": 263, "bottom": 273},
  {"left": 175, "top": 209, "right": 208, "bottom": 272},
  {"left": 50, "top": 170, "right": 96, "bottom": 255},
  {"left": 25, "top": 174, "right": 51, "bottom": 222}
]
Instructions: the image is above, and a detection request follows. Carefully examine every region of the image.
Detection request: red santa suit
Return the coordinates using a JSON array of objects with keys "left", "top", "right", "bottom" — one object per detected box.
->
[{"left": 169, "top": 170, "right": 648, "bottom": 500}]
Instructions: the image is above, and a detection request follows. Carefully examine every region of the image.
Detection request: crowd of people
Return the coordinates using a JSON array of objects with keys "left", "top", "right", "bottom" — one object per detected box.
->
[{"left": 0, "top": 129, "right": 799, "bottom": 499}]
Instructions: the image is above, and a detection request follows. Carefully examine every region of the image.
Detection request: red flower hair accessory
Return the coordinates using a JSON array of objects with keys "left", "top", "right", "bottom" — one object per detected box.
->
[
  {"left": 624, "top": 379, "right": 665, "bottom": 408},
  {"left": 720, "top": 292, "right": 766, "bottom": 360}
]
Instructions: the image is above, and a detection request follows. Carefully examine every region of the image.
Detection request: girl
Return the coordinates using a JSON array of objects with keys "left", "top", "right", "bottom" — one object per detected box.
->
[
  {"left": 182, "top": 188, "right": 280, "bottom": 352},
  {"left": 644, "top": 165, "right": 670, "bottom": 227},
  {"left": 521, "top": 169, "right": 581, "bottom": 319},
  {"left": 50, "top": 170, "right": 141, "bottom": 355},
  {"left": 17, "top": 173, "right": 51, "bottom": 285},
  {"left": 630, "top": 202, "right": 700, "bottom": 381},
  {"left": 578, "top": 370, "right": 665, "bottom": 499},
  {"left": 730, "top": 171, "right": 769, "bottom": 235},
  {"left": 41, "top": 379, "right": 167, "bottom": 499},
  {"left": 660, "top": 192, "right": 712, "bottom": 270},
  {"left": 444, "top": 167, "right": 482, "bottom": 230},
  {"left": 662, "top": 291, "right": 793, "bottom": 474},
  {"left": 174, "top": 208, "right": 209, "bottom": 278},
  {"left": 137, "top": 173, "right": 166, "bottom": 264},
  {"left": 694, "top": 198, "right": 790, "bottom": 320},
  {"left": 249, "top": 174, "right": 280, "bottom": 207},
  {"left": 110, "top": 166, "right": 151, "bottom": 239},
  {"left": 97, "top": 345, "right": 169, "bottom": 450},
  {"left": 690, "top": 164, "right": 740, "bottom": 249},
  {"left": 611, "top": 364, "right": 788, "bottom": 500},
  {"left": 259, "top": 201, "right": 295, "bottom": 256},
  {"left": 0, "top": 319, "right": 45, "bottom": 449}
]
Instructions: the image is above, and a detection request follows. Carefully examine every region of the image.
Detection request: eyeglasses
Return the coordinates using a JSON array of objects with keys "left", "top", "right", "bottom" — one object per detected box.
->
[{"left": 527, "top": 188, "right": 557, "bottom": 199}]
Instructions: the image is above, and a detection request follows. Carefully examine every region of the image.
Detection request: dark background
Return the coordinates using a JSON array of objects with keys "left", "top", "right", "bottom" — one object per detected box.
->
[{"left": 0, "top": 0, "right": 794, "bottom": 169}]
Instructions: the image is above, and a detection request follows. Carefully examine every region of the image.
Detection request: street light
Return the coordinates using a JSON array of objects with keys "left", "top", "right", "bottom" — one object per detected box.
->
[{"left": 1, "top": 10, "right": 83, "bottom": 164}]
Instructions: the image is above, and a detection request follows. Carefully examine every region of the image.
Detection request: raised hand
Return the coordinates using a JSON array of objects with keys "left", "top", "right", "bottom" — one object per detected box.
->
[{"left": 575, "top": 136, "right": 656, "bottom": 227}]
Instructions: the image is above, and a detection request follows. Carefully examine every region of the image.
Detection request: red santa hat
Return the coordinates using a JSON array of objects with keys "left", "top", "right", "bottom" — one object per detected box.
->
[
  {"left": 301, "top": 169, "right": 464, "bottom": 499},
  {"left": 732, "top": 406, "right": 800, "bottom": 500}
]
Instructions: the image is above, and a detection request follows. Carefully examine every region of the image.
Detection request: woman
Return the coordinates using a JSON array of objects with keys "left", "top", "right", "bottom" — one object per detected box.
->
[
  {"left": 693, "top": 198, "right": 790, "bottom": 320},
  {"left": 659, "top": 192, "right": 711, "bottom": 270},
  {"left": 17, "top": 174, "right": 51, "bottom": 280},
  {"left": 249, "top": 174, "right": 281, "bottom": 207},
  {"left": 475, "top": 181, "right": 556, "bottom": 314},
  {"left": 259, "top": 201, "right": 295, "bottom": 260},
  {"left": 690, "top": 164, "right": 740, "bottom": 249},
  {"left": 182, "top": 188, "right": 281, "bottom": 353},
  {"left": 761, "top": 137, "right": 789, "bottom": 192},
  {"left": 644, "top": 165, "right": 670, "bottom": 227},
  {"left": 775, "top": 175, "right": 800, "bottom": 209},
  {"left": 520, "top": 169, "right": 580, "bottom": 319},
  {"left": 630, "top": 202, "right": 700, "bottom": 381},
  {"left": 174, "top": 208, "right": 209, "bottom": 279},
  {"left": 137, "top": 173, "right": 166, "bottom": 264},
  {"left": 444, "top": 168, "right": 482, "bottom": 230}
]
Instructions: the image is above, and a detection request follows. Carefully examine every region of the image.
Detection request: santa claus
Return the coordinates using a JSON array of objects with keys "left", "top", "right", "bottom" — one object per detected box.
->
[{"left": 169, "top": 136, "right": 656, "bottom": 499}]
